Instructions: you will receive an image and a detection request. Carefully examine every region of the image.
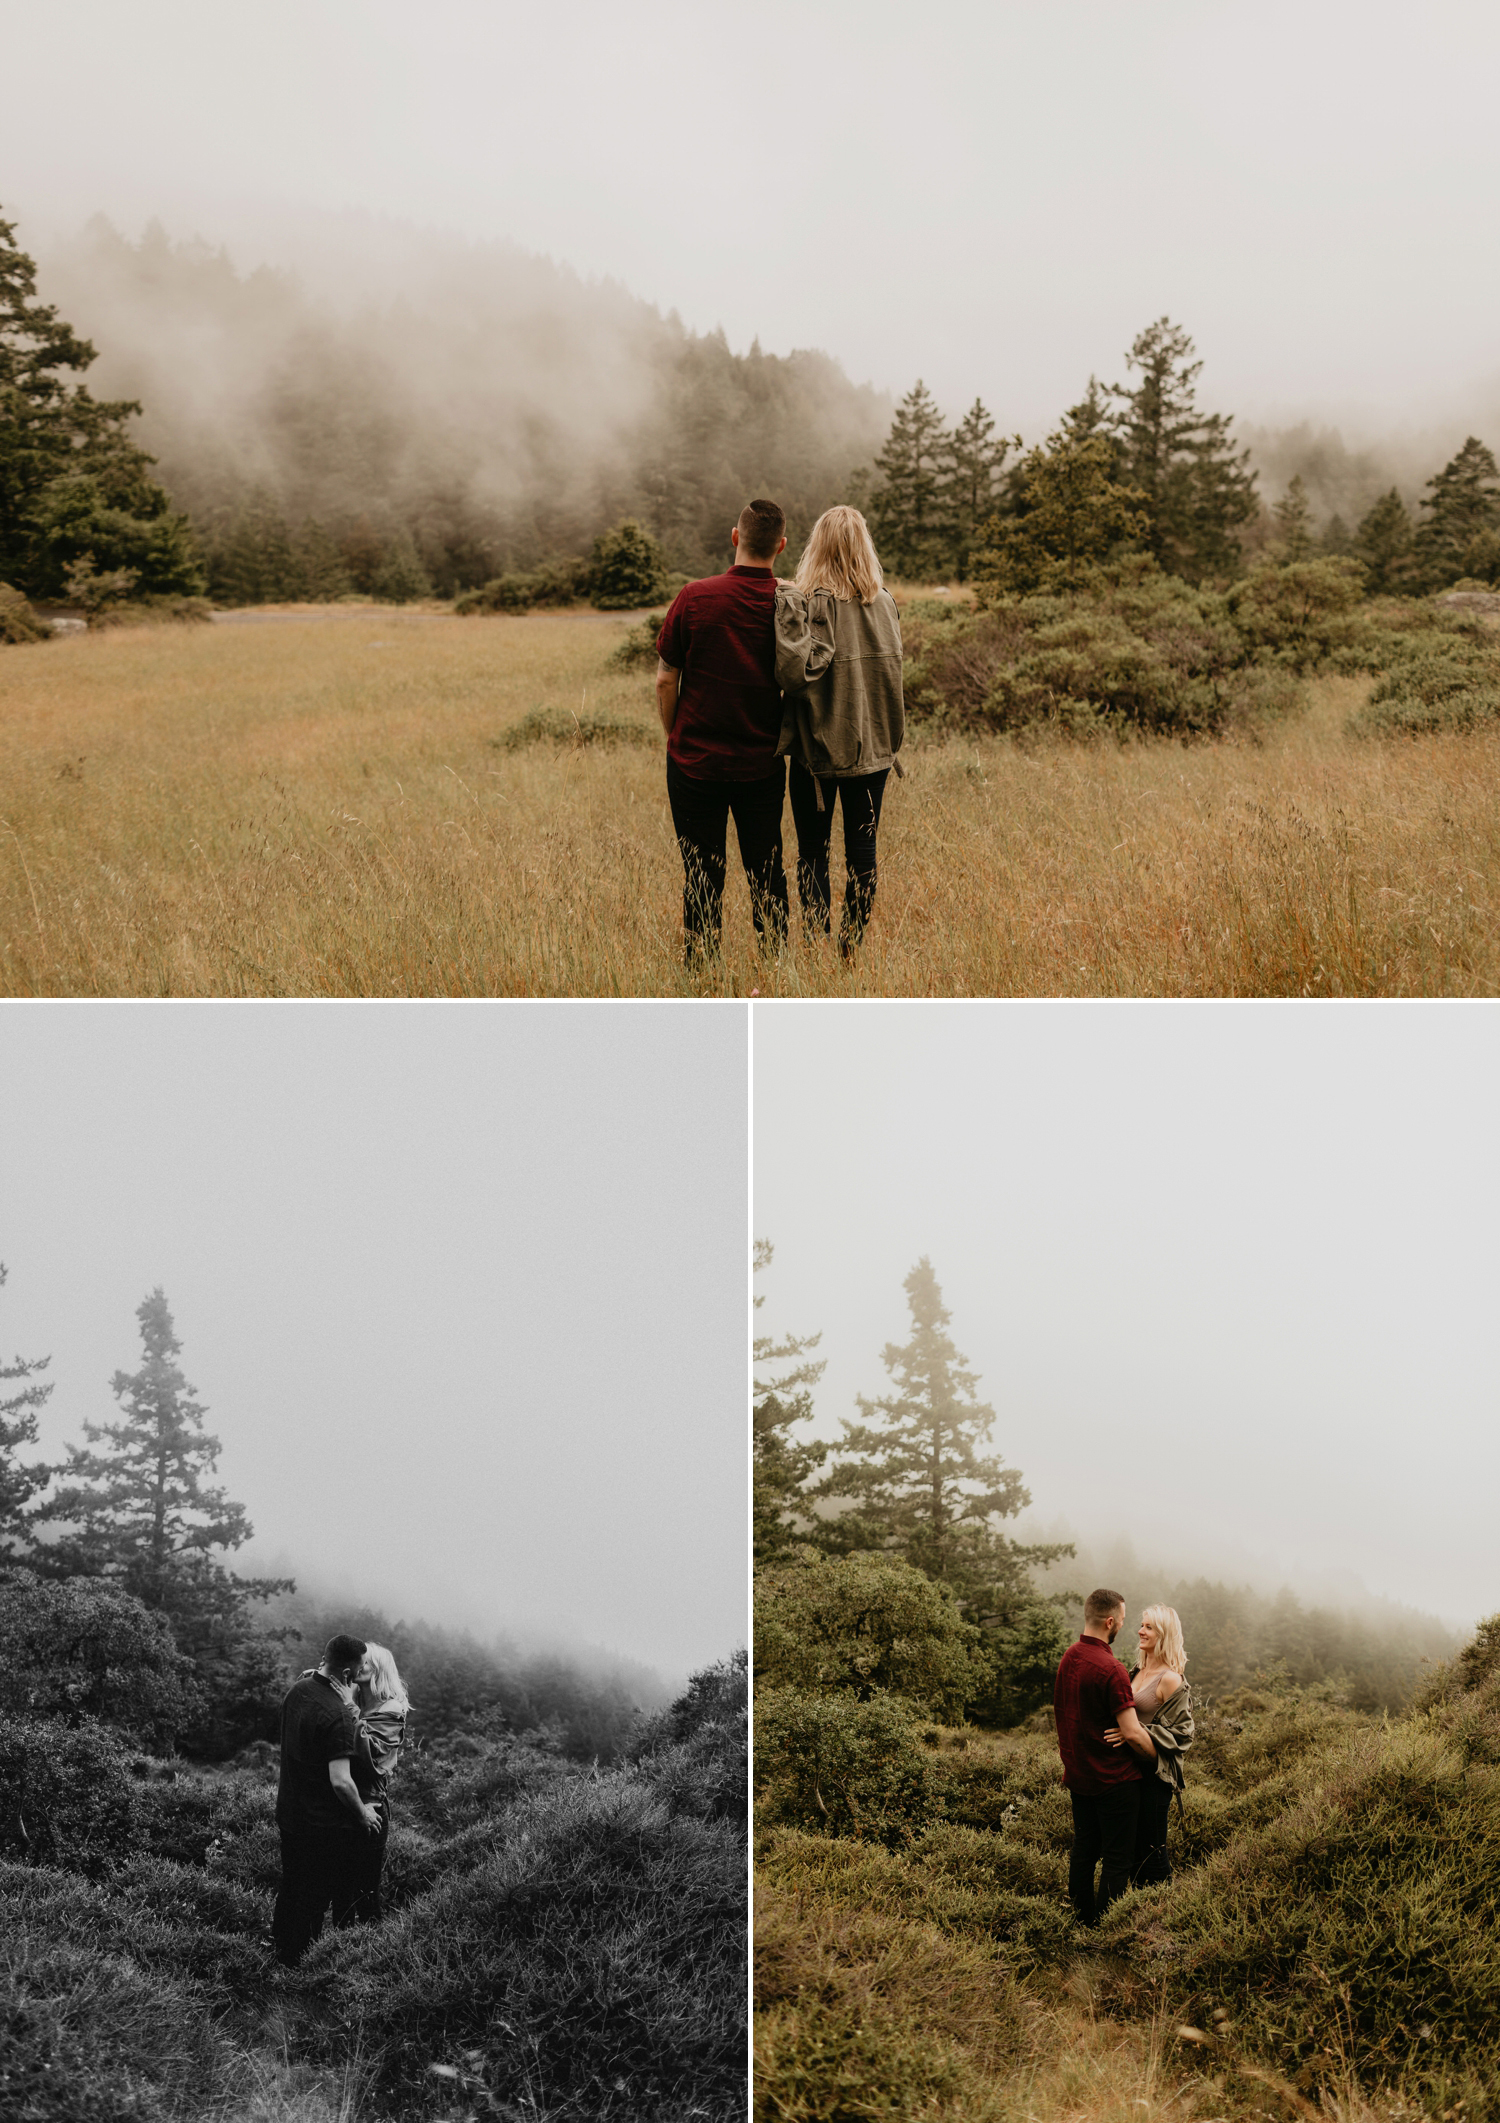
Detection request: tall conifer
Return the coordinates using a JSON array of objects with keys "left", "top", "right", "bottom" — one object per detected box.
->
[
  {"left": 0, "top": 1262, "right": 51, "bottom": 1560},
  {"left": 872, "top": 381, "right": 951, "bottom": 579},
  {"left": 1108, "top": 318, "right": 1257, "bottom": 580}
]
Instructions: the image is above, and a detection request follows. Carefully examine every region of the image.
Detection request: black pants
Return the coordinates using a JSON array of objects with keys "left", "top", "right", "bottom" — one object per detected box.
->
[
  {"left": 1132, "top": 1773, "right": 1174, "bottom": 1886},
  {"left": 1068, "top": 1783, "right": 1141, "bottom": 1926},
  {"left": 271, "top": 1819, "right": 364, "bottom": 1966},
  {"left": 666, "top": 758, "right": 788, "bottom": 958},
  {"left": 788, "top": 761, "right": 889, "bottom": 952},
  {"left": 350, "top": 1799, "right": 391, "bottom": 1923}
]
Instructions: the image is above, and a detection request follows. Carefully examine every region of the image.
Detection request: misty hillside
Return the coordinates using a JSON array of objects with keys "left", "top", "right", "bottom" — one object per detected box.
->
[{"left": 36, "top": 215, "right": 890, "bottom": 591}]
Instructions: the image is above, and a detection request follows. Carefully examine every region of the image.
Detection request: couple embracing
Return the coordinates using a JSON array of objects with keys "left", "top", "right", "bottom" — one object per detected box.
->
[
  {"left": 272, "top": 1631, "right": 412, "bottom": 1967},
  {"left": 655, "top": 498, "right": 905, "bottom": 963},
  {"left": 1054, "top": 1589, "right": 1196, "bottom": 1926}
]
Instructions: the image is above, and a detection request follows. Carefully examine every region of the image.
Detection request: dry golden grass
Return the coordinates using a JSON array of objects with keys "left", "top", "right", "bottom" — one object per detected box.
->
[{"left": 2, "top": 609, "right": 1497, "bottom": 994}]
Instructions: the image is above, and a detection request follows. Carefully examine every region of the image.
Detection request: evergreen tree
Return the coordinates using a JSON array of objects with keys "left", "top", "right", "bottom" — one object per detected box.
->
[
  {"left": 812, "top": 1259, "right": 1068, "bottom": 1629},
  {"left": 589, "top": 519, "right": 672, "bottom": 608},
  {"left": 1414, "top": 436, "right": 1500, "bottom": 589},
  {"left": 872, "top": 381, "right": 952, "bottom": 579},
  {"left": 1351, "top": 487, "right": 1416, "bottom": 594},
  {"left": 971, "top": 431, "right": 1147, "bottom": 594},
  {"left": 1273, "top": 474, "right": 1314, "bottom": 560},
  {"left": 1107, "top": 317, "right": 1257, "bottom": 581},
  {"left": 942, "top": 400, "right": 1017, "bottom": 578},
  {"left": 753, "top": 1240, "right": 827, "bottom": 1567},
  {"left": 0, "top": 210, "right": 204, "bottom": 598},
  {"left": 0, "top": 1262, "right": 52, "bottom": 1560},
  {"left": 1322, "top": 513, "right": 1352, "bottom": 556},
  {"left": 33, "top": 1289, "right": 290, "bottom": 1704}
]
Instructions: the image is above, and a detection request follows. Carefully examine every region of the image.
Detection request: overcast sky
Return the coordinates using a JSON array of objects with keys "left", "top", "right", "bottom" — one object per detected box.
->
[
  {"left": 0, "top": 1003, "right": 747, "bottom": 1685},
  {"left": 8, "top": 0, "right": 1500, "bottom": 435},
  {"left": 754, "top": 1003, "right": 1500, "bottom": 1631}
]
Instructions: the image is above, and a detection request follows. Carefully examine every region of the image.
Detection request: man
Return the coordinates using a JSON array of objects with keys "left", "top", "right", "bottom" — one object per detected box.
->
[
  {"left": 271, "top": 1632, "right": 381, "bottom": 1966},
  {"left": 655, "top": 499, "right": 790, "bottom": 960},
  {"left": 1053, "top": 1588, "right": 1157, "bottom": 1926}
]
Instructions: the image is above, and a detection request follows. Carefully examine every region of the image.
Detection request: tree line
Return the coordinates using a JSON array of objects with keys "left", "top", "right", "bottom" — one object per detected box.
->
[
  {"left": 0, "top": 1266, "right": 659, "bottom": 1759},
  {"left": 754, "top": 1245, "right": 1455, "bottom": 1730}
]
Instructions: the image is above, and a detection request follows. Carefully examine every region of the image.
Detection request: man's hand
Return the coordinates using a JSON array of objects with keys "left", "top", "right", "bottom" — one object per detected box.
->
[{"left": 656, "top": 657, "right": 680, "bottom": 737}]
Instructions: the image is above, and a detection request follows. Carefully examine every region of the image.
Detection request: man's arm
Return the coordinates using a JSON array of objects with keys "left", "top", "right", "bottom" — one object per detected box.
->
[
  {"left": 328, "top": 1756, "right": 381, "bottom": 1831},
  {"left": 1104, "top": 1704, "right": 1157, "bottom": 1762},
  {"left": 656, "top": 658, "right": 680, "bottom": 737}
]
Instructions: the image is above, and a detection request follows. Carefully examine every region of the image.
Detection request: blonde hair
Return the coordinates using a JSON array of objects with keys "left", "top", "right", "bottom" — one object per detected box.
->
[
  {"left": 1139, "top": 1605, "right": 1187, "bottom": 1677},
  {"left": 363, "top": 1642, "right": 411, "bottom": 1712},
  {"left": 793, "top": 506, "right": 885, "bottom": 603}
]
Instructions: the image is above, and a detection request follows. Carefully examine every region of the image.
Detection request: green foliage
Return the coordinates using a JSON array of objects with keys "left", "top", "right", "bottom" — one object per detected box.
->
[
  {"left": 974, "top": 1601, "right": 1073, "bottom": 1726},
  {"left": 1223, "top": 555, "right": 1369, "bottom": 670},
  {"left": 755, "top": 1689, "right": 937, "bottom": 1847},
  {"left": 1271, "top": 473, "right": 1314, "bottom": 559},
  {"left": 605, "top": 610, "right": 668, "bottom": 667},
  {"left": 753, "top": 1238, "right": 827, "bottom": 1568},
  {"left": 0, "top": 210, "right": 204, "bottom": 602},
  {"left": 972, "top": 431, "right": 1147, "bottom": 593},
  {"left": 1108, "top": 316, "right": 1258, "bottom": 582},
  {"left": 0, "top": 1716, "right": 145, "bottom": 1876},
  {"left": 872, "top": 381, "right": 952, "bottom": 578},
  {"left": 756, "top": 1554, "right": 991, "bottom": 1718},
  {"left": 1351, "top": 650, "right": 1500, "bottom": 736},
  {"left": 0, "top": 1574, "right": 191, "bottom": 1745},
  {"left": 0, "top": 581, "right": 48, "bottom": 643},
  {"left": 0, "top": 1262, "right": 52, "bottom": 1550},
  {"left": 1414, "top": 434, "right": 1500, "bottom": 590},
  {"left": 370, "top": 527, "right": 433, "bottom": 604},
  {"left": 629, "top": 1648, "right": 749, "bottom": 1825},
  {"left": 1350, "top": 485, "right": 1417, "bottom": 594},
  {"left": 455, "top": 555, "right": 592, "bottom": 613},
  {"left": 943, "top": 399, "right": 1016, "bottom": 578},
  {"left": 812, "top": 1259, "right": 1069, "bottom": 1627},
  {"left": 588, "top": 519, "right": 672, "bottom": 609}
]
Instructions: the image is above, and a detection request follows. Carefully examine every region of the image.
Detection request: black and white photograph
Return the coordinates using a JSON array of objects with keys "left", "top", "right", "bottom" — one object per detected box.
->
[{"left": 0, "top": 1001, "right": 748, "bottom": 2121}]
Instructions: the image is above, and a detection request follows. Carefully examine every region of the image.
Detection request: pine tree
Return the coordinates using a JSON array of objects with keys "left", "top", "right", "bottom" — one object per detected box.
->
[
  {"left": 1414, "top": 436, "right": 1500, "bottom": 589},
  {"left": 812, "top": 1259, "right": 1068, "bottom": 1629},
  {"left": 753, "top": 1240, "right": 827, "bottom": 1567},
  {"left": 942, "top": 400, "right": 1017, "bottom": 578},
  {"left": 971, "top": 431, "right": 1147, "bottom": 595},
  {"left": 1107, "top": 318, "right": 1257, "bottom": 581},
  {"left": 871, "top": 381, "right": 951, "bottom": 579},
  {"left": 0, "top": 1262, "right": 52, "bottom": 1560},
  {"left": 0, "top": 209, "right": 203, "bottom": 598},
  {"left": 1351, "top": 487, "right": 1416, "bottom": 594},
  {"left": 1273, "top": 475, "right": 1314, "bottom": 560},
  {"left": 34, "top": 1289, "right": 289, "bottom": 1654}
]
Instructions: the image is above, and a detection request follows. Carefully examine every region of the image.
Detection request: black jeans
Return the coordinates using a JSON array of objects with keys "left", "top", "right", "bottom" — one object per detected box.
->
[
  {"left": 1068, "top": 1783, "right": 1141, "bottom": 1926},
  {"left": 350, "top": 1797, "right": 390, "bottom": 1923},
  {"left": 272, "top": 1819, "right": 364, "bottom": 1965},
  {"left": 666, "top": 758, "right": 788, "bottom": 958},
  {"left": 1132, "top": 1773, "right": 1174, "bottom": 1886},
  {"left": 788, "top": 761, "right": 889, "bottom": 952}
]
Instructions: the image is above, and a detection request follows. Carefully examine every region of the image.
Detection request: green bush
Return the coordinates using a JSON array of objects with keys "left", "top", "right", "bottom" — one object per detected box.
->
[
  {"left": 494, "top": 705, "right": 656, "bottom": 751},
  {"left": 0, "top": 582, "right": 49, "bottom": 643},
  {"left": 589, "top": 520, "right": 672, "bottom": 610},
  {"left": 630, "top": 1649, "right": 748, "bottom": 1823},
  {"left": 0, "top": 1575, "right": 192, "bottom": 1746},
  {"left": 607, "top": 611, "right": 667, "bottom": 667},
  {"left": 756, "top": 1554, "right": 991, "bottom": 1718},
  {"left": 1349, "top": 650, "right": 1500, "bottom": 736},
  {"left": 755, "top": 1689, "right": 937, "bottom": 1846},
  {"left": 454, "top": 555, "right": 592, "bottom": 614},
  {"left": 0, "top": 1719, "right": 145, "bottom": 1876},
  {"left": 1224, "top": 555, "right": 1368, "bottom": 670}
]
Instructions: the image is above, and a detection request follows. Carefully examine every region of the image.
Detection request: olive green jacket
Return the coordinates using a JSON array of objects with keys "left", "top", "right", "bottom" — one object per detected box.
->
[
  {"left": 1145, "top": 1681, "right": 1195, "bottom": 1792},
  {"left": 773, "top": 584, "right": 905, "bottom": 787}
]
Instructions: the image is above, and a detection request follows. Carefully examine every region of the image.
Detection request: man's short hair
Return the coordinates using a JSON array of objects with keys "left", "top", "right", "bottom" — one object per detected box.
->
[
  {"left": 322, "top": 1633, "right": 368, "bottom": 1672},
  {"left": 737, "top": 498, "right": 786, "bottom": 559},
  {"left": 1084, "top": 1588, "right": 1126, "bottom": 1626}
]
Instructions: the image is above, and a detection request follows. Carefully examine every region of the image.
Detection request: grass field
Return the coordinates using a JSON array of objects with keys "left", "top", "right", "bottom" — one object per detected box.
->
[{"left": 2, "top": 606, "right": 1498, "bottom": 995}]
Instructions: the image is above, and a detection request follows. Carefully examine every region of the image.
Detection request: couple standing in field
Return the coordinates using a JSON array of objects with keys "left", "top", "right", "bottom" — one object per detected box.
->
[
  {"left": 654, "top": 498, "right": 905, "bottom": 962},
  {"left": 271, "top": 1632, "right": 412, "bottom": 1967},
  {"left": 1054, "top": 1590, "right": 1196, "bottom": 1925}
]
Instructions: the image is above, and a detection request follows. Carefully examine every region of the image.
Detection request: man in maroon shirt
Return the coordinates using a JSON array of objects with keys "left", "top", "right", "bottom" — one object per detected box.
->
[
  {"left": 655, "top": 498, "right": 790, "bottom": 960},
  {"left": 1054, "top": 1588, "right": 1157, "bottom": 1925}
]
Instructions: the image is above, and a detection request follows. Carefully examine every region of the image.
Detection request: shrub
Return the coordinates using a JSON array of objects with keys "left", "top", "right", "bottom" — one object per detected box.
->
[
  {"left": 631, "top": 1649, "right": 748, "bottom": 1824},
  {"left": 0, "top": 1574, "right": 192, "bottom": 1746},
  {"left": 754, "top": 1688, "right": 936, "bottom": 1846},
  {"left": 1350, "top": 651, "right": 1500, "bottom": 736},
  {"left": 756, "top": 1554, "right": 991, "bottom": 1718},
  {"left": 0, "top": 582, "right": 49, "bottom": 644},
  {"left": 454, "top": 555, "right": 591, "bottom": 614},
  {"left": 1224, "top": 556, "right": 1369, "bottom": 670},
  {"left": 607, "top": 611, "right": 667, "bottom": 666},
  {"left": 589, "top": 520, "right": 672, "bottom": 609},
  {"left": 297, "top": 1775, "right": 746, "bottom": 2121},
  {"left": 0, "top": 1718, "right": 144, "bottom": 1876}
]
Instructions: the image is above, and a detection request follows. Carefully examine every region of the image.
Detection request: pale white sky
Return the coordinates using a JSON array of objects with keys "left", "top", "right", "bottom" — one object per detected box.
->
[
  {"left": 0, "top": 1003, "right": 747, "bottom": 1685},
  {"left": 754, "top": 1002, "right": 1500, "bottom": 1630},
  {"left": 8, "top": 0, "right": 1500, "bottom": 436}
]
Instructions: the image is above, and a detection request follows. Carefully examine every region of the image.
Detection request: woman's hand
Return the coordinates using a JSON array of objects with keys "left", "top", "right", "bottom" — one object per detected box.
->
[{"left": 1103, "top": 1725, "right": 1124, "bottom": 1747}]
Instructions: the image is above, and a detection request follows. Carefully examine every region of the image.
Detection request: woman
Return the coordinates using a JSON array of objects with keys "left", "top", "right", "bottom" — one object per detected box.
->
[
  {"left": 774, "top": 506, "right": 904, "bottom": 956},
  {"left": 350, "top": 1641, "right": 411, "bottom": 1924},
  {"left": 1112, "top": 1604, "right": 1194, "bottom": 1886}
]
